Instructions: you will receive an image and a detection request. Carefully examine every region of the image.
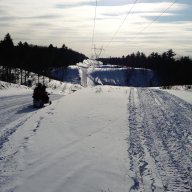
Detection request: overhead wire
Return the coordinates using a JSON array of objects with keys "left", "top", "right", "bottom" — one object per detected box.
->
[
  {"left": 132, "top": 0, "right": 178, "bottom": 39},
  {"left": 104, "top": 0, "right": 139, "bottom": 50},
  {"left": 91, "top": 0, "right": 98, "bottom": 56},
  {"left": 102, "top": 0, "right": 178, "bottom": 57}
]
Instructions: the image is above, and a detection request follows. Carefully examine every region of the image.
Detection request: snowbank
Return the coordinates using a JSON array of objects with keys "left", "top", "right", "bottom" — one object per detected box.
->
[
  {"left": 161, "top": 85, "right": 192, "bottom": 104},
  {"left": 45, "top": 80, "right": 82, "bottom": 95},
  {"left": 0, "top": 75, "right": 82, "bottom": 96},
  {"left": 0, "top": 81, "right": 32, "bottom": 96},
  {"left": 86, "top": 68, "right": 128, "bottom": 86},
  {"left": 27, "top": 74, "right": 82, "bottom": 95},
  {"left": 46, "top": 59, "right": 160, "bottom": 87},
  {"left": 77, "top": 59, "right": 103, "bottom": 68},
  {"left": 51, "top": 66, "right": 81, "bottom": 84},
  {"left": 77, "top": 59, "right": 159, "bottom": 87}
]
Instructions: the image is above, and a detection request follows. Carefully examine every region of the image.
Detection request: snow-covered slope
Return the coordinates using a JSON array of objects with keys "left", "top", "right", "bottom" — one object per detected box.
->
[
  {"left": 77, "top": 59, "right": 159, "bottom": 87},
  {"left": 0, "top": 78, "right": 82, "bottom": 96},
  {"left": 0, "top": 81, "right": 32, "bottom": 96},
  {"left": 0, "top": 85, "right": 192, "bottom": 192},
  {"left": 52, "top": 59, "right": 159, "bottom": 87},
  {"left": 51, "top": 66, "right": 81, "bottom": 84}
]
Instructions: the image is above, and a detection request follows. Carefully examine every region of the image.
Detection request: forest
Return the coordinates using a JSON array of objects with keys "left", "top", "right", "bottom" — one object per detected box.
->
[
  {"left": 99, "top": 50, "right": 192, "bottom": 85},
  {"left": 0, "top": 33, "right": 87, "bottom": 84},
  {"left": 0, "top": 33, "right": 191, "bottom": 86}
]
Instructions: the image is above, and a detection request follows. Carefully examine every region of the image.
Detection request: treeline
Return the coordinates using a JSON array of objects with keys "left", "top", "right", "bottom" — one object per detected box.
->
[
  {"left": 0, "top": 33, "right": 87, "bottom": 83},
  {"left": 99, "top": 50, "right": 192, "bottom": 85}
]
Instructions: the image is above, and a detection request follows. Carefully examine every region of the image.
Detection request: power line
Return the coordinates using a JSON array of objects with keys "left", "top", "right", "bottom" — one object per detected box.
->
[
  {"left": 91, "top": 0, "right": 178, "bottom": 58},
  {"left": 101, "top": 0, "right": 178, "bottom": 57},
  {"left": 132, "top": 0, "right": 178, "bottom": 39},
  {"left": 92, "top": 45, "right": 104, "bottom": 59},
  {"left": 91, "top": 0, "right": 98, "bottom": 56},
  {"left": 104, "top": 0, "right": 139, "bottom": 50}
]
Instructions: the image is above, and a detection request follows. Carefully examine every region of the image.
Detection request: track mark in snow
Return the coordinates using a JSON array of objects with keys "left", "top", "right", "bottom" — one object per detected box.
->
[
  {"left": 0, "top": 114, "right": 35, "bottom": 149},
  {"left": 35, "top": 116, "right": 44, "bottom": 130},
  {"left": 0, "top": 114, "right": 36, "bottom": 191},
  {"left": 128, "top": 88, "right": 192, "bottom": 192},
  {"left": 46, "top": 107, "right": 55, "bottom": 115},
  {"left": 47, "top": 111, "right": 54, "bottom": 115},
  {"left": 95, "top": 86, "right": 103, "bottom": 93},
  {"left": 128, "top": 88, "right": 159, "bottom": 192}
]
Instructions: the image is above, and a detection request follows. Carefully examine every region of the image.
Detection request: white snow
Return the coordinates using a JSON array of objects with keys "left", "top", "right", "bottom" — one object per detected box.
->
[
  {"left": 54, "top": 59, "right": 159, "bottom": 87},
  {"left": 1, "top": 60, "right": 192, "bottom": 192},
  {"left": 165, "top": 89, "right": 192, "bottom": 104},
  {"left": 0, "top": 81, "right": 32, "bottom": 96},
  {"left": 45, "top": 80, "right": 82, "bottom": 95},
  {"left": 0, "top": 79, "right": 82, "bottom": 96},
  {"left": 161, "top": 85, "right": 192, "bottom": 104},
  {"left": 0, "top": 86, "right": 132, "bottom": 192}
]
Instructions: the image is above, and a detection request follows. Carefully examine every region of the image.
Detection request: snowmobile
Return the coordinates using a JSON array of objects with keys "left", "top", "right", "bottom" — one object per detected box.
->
[
  {"left": 33, "top": 84, "right": 52, "bottom": 108},
  {"left": 33, "top": 95, "right": 52, "bottom": 108}
]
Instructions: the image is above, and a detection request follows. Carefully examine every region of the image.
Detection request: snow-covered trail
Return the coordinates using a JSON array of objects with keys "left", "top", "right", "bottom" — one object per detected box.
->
[
  {"left": 128, "top": 88, "right": 192, "bottom": 191},
  {"left": 0, "top": 93, "right": 63, "bottom": 128},
  {"left": 0, "top": 86, "right": 131, "bottom": 192},
  {"left": 0, "top": 93, "right": 63, "bottom": 148},
  {"left": 0, "top": 86, "right": 192, "bottom": 192},
  {"left": 0, "top": 94, "right": 34, "bottom": 129}
]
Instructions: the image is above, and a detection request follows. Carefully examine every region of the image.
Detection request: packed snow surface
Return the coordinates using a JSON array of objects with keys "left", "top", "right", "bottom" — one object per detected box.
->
[
  {"left": 0, "top": 84, "right": 192, "bottom": 192},
  {"left": 163, "top": 86, "right": 192, "bottom": 104}
]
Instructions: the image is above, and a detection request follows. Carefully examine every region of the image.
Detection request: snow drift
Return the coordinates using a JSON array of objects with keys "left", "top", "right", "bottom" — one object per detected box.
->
[{"left": 52, "top": 59, "right": 160, "bottom": 87}]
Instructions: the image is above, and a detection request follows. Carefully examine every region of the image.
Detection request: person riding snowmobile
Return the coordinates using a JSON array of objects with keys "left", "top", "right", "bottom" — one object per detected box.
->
[{"left": 33, "top": 83, "right": 50, "bottom": 107}]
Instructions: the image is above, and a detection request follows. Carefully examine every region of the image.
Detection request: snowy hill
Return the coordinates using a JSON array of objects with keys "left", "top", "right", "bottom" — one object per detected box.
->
[
  {"left": 52, "top": 59, "right": 160, "bottom": 87},
  {"left": 0, "top": 80, "right": 32, "bottom": 96},
  {"left": 0, "top": 74, "right": 82, "bottom": 96}
]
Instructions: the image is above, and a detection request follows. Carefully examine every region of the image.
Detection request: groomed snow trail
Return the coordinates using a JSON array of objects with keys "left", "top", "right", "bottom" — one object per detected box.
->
[
  {"left": 0, "top": 86, "right": 192, "bottom": 192},
  {"left": 128, "top": 88, "right": 192, "bottom": 192},
  {"left": 0, "top": 93, "right": 63, "bottom": 148},
  {"left": 0, "top": 86, "right": 131, "bottom": 192}
]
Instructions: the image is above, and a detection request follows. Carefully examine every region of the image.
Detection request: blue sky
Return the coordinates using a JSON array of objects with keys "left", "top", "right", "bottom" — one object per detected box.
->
[{"left": 0, "top": 0, "right": 191, "bottom": 58}]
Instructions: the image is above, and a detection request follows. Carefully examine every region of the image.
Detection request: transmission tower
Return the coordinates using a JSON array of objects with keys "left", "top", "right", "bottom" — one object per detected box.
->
[{"left": 92, "top": 45, "right": 104, "bottom": 59}]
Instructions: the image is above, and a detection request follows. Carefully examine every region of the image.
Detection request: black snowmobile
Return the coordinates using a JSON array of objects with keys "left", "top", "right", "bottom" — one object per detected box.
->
[{"left": 33, "top": 84, "right": 51, "bottom": 108}]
